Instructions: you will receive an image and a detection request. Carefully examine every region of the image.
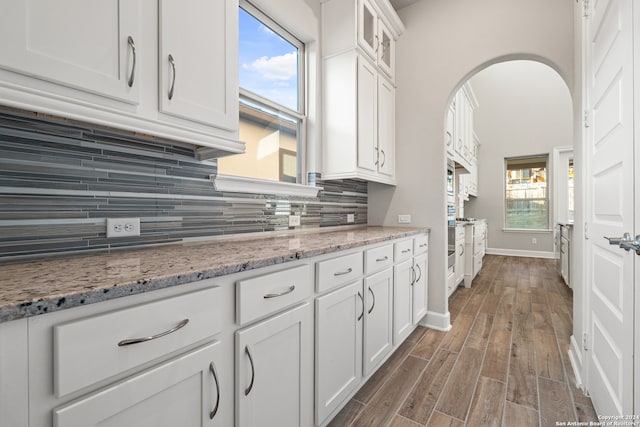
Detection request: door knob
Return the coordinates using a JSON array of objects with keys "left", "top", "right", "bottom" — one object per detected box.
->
[{"left": 604, "top": 233, "right": 640, "bottom": 255}]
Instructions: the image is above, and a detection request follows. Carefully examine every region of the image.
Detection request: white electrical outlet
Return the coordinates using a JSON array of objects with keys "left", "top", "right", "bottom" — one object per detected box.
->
[
  {"left": 532, "top": 237, "right": 537, "bottom": 244},
  {"left": 106, "top": 218, "right": 140, "bottom": 238},
  {"left": 288, "top": 215, "right": 301, "bottom": 227},
  {"left": 347, "top": 213, "right": 355, "bottom": 223},
  {"left": 398, "top": 214, "right": 412, "bottom": 224}
]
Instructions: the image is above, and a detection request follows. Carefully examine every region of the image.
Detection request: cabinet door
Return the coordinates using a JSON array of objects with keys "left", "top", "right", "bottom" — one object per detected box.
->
[
  {"left": 363, "top": 268, "right": 393, "bottom": 375},
  {"left": 377, "top": 76, "right": 395, "bottom": 179},
  {"left": 377, "top": 20, "right": 395, "bottom": 80},
  {"left": 159, "top": 0, "right": 238, "bottom": 130},
  {"left": 54, "top": 341, "right": 226, "bottom": 427},
  {"left": 236, "top": 303, "right": 313, "bottom": 427},
  {"left": 412, "top": 253, "right": 428, "bottom": 324},
  {"left": 357, "top": 0, "right": 378, "bottom": 60},
  {"left": 315, "top": 281, "right": 363, "bottom": 425},
  {"left": 393, "top": 259, "right": 413, "bottom": 345},
  {"left": 0, "top": 0, "right": 140, "bottom": 104},
  {"left": 357, "top": 57, "right": 378, "bottom": 173},
  {"left": 446, "top": 105, "right": 455, "bottom": 157}
]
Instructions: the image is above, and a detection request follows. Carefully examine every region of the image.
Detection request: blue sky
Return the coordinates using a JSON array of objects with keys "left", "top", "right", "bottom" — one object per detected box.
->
[{"left": 239, "top": 8, "right": 299, "bottom": 111}]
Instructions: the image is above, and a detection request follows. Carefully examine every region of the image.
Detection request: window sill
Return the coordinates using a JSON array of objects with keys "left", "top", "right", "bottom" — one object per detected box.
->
[
  {"left": 211, "top": 174, "right": 323, "bottom": 198},
  {"left": 502, "top": 228, "right": 552, "bottom": 233}
]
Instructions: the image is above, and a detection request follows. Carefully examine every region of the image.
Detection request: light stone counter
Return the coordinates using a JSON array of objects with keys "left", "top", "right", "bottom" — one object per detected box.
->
[{"left": 0, "top": 226, "right": 428, "bottom": 322}]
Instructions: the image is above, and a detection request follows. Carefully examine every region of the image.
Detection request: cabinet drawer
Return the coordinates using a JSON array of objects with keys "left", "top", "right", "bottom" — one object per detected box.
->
[
  {"left": 393, "top": 240, "right": 413, "bottom": 263},
  {"left": 474, "top": 239, "right": 484, "bottom": 255},
  {"left": 54, "top": 286, "right": 221, "bottom": 398},
  {"left": 316, "top": 252, "right": 363, "bottom": 293},
  {"left": 414, "top": 234, "right": 429, "bottom": 255},
  {"left": 365, "top": 244, "right": 394, "bottom": 274},
  {"left": 236, "top": 264, "right": 312, "bottom": 326}
]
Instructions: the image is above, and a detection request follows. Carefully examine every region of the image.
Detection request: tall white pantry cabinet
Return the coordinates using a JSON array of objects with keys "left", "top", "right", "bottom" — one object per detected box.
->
[{"left": 322, "top": 0, "right": 405, "bottom": 185}]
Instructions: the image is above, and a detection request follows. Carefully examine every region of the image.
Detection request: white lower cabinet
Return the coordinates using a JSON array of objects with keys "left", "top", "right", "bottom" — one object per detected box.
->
[
  {"left": 315, "top": 281, "right": 363, "bottom": 425},
  {"left": 412, "top": 252, "right": 428, "bottom": 324},
  {"left": 235, "top": 303, "right": 313, "bottom": 427},
  {"left": 393, "top": 259, "right": 413, "bottom": 344},
  {"left": 53, "top": 341, "right": 224, "bottom": 427},
  {"left": 9, "top": 232, "right": 429, "bottom": 427},
  {"left": 363, "top": 268, "right": 393, "bottom": 375}
]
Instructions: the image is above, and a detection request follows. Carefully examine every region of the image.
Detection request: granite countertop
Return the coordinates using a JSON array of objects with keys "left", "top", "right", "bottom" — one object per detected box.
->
[{"left": 0, "top": 226, "right": 428, "bottom": 323}]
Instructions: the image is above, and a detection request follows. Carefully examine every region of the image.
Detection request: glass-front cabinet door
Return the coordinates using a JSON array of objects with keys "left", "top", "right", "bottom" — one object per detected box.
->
[{"left": 358, "top": 0, "right": 378, "bottom": 60}]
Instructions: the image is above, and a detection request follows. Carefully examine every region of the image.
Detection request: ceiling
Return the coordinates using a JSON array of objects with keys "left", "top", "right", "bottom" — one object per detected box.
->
[{"left": 388, "top": 0, "right": 420, "bottom": 11}]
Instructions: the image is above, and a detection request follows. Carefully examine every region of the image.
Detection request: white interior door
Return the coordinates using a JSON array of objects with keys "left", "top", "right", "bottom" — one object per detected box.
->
[{"left": 585, "top": 0, "right": 635, "bottom": 415}]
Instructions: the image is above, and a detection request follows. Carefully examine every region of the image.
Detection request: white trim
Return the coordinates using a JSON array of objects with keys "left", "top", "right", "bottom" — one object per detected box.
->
[
  {"left": 212, "top": 174, "right": 322, "bottom": 198},
  {"left": 501, "top": 228, "right": 553, "bottom": 233},
  {"left": 569, "top": 334, "right": 584, "bottom": 389},
  {"left": 485, "top": 247, "right": 556, "bottom": 259},
  {"left": 420, "top": 310, "right": 451, "bottom": 331}
]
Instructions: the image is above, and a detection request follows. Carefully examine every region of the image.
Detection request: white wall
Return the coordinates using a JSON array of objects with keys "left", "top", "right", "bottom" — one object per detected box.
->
[
  {"left": 367, "top": 0, "right": 575, "bottom": 329},
  {"left": 465, "top": 60, "right": 573, "bottom": 256}
]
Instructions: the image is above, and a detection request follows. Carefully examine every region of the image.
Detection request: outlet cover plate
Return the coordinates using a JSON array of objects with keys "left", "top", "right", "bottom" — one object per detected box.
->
[
  {"left": 347, "top": 213, "right": 355, "bottom": 223},
  {"left": 106, "top": 218, "right": 140, "bottom": 238},
  {"left": 398, "top": 214, "right": 412, "bottom": 224},
  {"left": 288, "top": 215, "right": 301, "bottom": 227}
]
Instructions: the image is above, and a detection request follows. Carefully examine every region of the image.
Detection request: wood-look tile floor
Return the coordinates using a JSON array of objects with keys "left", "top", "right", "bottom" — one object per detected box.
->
[{"left": 329, "top": 255, "right": 599, "bottom": 427}]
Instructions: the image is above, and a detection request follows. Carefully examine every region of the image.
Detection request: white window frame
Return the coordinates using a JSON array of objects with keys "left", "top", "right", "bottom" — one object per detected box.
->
[
  {"left": 214, "top": 0, "right": 321, "bottom": 197},
  {"left": 503, "top": 154, "right": 551, "bottom": 232}
]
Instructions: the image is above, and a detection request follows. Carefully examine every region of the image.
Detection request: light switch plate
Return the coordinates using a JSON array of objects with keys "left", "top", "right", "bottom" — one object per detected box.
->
[{"left": 397, "top": 214, "right": 411, "bottom": 224}]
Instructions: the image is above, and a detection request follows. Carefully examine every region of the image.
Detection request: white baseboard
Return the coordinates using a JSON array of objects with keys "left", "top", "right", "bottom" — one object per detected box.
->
[
  {"left": 569, "top": 334, "right": 584, "bottom": 390},
  {"left": 420, "top": 310, "right": 451, "bottom": 331},
  {"left": 486, "top": 247, "right": 557, "bottom": 259}
]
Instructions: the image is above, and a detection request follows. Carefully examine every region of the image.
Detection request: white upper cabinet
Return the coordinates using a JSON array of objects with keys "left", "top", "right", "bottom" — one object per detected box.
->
[
  {"left": 322, "top": 0, "right": 403, "bottom": 185},
  {"left": 358, "top": 0, "right": 379, "bottom": 60},
  {"left": 0, "top": 0, "right": 243, "bottom": 159},
  {"left": 0, "top": 0, "right": 140, "bottom": 105},
  {"left": 158, "top": 0, "right": 237, "bottom": 131}
]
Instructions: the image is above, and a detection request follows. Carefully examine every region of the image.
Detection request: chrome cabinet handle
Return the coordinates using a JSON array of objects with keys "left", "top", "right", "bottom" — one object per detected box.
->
[
  {"left": 416, "top": 264, "right": 422, "bottom": 282},
  {"left": 334, "top": 267, "right": 353, "bottom": 276},
  {"left": 419, "top": 243, "right": 428, "bottom": 248},
  {"left": 244, "top": 346, "right": 255, "bottom": 396},
  {"left": 374, "top": 34, "right": 380, "bottom": 53},
  {"left": 209, "top": 362, "right": 220, "bottom": 419},
  {"left": 376, "top": 256, "right": 389, "bottom": 262},
  {"left": 127, "top": 36, "right": 136, "bottom": 87},
  {"left": 117, "top": 318, "right": 189, "bottom": 346},
  {"left": 357, "top": 291, "right": 364, "bottom": 321},
  {"left": 410, "top": 265, "right": 416, "bottom": 286},
  {"left": 380, "top": 150, "right": 386, "bottom": 167},
  {"left": 374, "top": 146, "right": 379, "bottom": 166},
  {"left": 168, "top": 54, "right": 176, "bottom": 100},
  {"left": 263, "top": 285, "right": 295, "bottom": 299},
  {"left": 402, "top": 249, "right": 411, "bottom": 254},
  {"left": 459, "top": 244, "right": 464, "bottom": 256},
  {"left": 368, "top": 287, "right": 376, "bottom": 314}
]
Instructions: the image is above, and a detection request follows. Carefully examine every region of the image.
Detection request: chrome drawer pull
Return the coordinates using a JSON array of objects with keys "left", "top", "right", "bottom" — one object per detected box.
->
[
  {"left": 357, "top": 292, "right": 364, "bottom": 321},
  {"left": 168, "top": 54, "right": 176, "bottom": 100},
  {"left": 416, "top": 264, "right": 422, "bottom": 282},
  {"left": 368, "top": 287, "right": 376, "bottom": 314},
  {"left": 334, "top": 267, "right": 353, "bottom": 276},
  {"left": 263, "top": 285, "right": 295, "bottom": 299},
  {"left": 419, "top": 243, "right": 427, "bottom": 248},
  {"left": 245, "top": 346, "right": 255, "bottom": 396},
  {"left": 209, "top": 362, "right": 220, "bottom": 419},
  {"left": 117, "top": 318, "right": 189, "bottom": 346},
  {"left": 127, "top": 36, "right": 136, "bottom": 87},
  {"left": 401, "top": 249, "right": 411, "bottom": 254},
  {"left": 376, "top": 256, "right": 389, "bottom": 262}
]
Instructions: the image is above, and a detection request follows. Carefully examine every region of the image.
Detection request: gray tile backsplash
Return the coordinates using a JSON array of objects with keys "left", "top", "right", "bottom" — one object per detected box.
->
[{"left": 0, "top": 112, "right": 367, "bottom": 258}]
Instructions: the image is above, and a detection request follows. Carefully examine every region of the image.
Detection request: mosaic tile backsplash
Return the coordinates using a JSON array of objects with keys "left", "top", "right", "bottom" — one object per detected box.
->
[{"left": 0, "top": 112, "right": 367, "bottom": 259}]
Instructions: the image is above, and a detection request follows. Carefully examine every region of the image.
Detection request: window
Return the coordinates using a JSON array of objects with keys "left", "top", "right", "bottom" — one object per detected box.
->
[
  {"left": 217, "top": 1, "right": 305, "bottom": 184},
  {"left": 505, "top": 155, "right": 549, "bottom": 229}
]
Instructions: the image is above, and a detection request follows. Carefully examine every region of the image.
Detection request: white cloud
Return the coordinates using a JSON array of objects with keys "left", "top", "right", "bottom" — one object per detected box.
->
[{"left": 244, "top": 52, "right": 297, "bottom": 81}]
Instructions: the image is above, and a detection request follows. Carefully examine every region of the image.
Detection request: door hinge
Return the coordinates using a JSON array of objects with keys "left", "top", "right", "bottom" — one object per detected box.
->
[
  {"left": 584, "top": 110, "right": 590, "bottom": 128},
  {"left": 583, "top": 0, "right": 590, "bottom": 18},
  {"left": 583, "top": 332, "right": 589, "bottom": 351}
]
